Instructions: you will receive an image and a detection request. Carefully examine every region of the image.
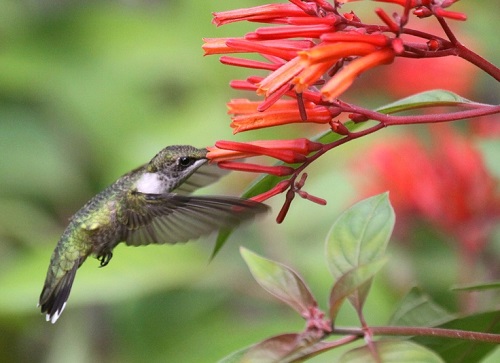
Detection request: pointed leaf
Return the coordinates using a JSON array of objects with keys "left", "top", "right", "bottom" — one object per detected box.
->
[
  {"left": 340, "top": 340, "right": 444, "bottom": 363},
  {"left": 450, "top": 281, "right": 500, "bottom": 292},
  {"left": 279, "top": 339, "right": 351, "bottom": 363},
  {"left": 329, "top": 258, "right": 387, "bottom": 321},
  {"left": 375, "top": 89, "right": 476, "bottom": 115},
  {"left": 325, "top": 193, "right": 394, "bottom": 311},
  {"left": 389, "top": 287, "right": 455, "bottom": 327},
  {"left": 211, "top": 227, "right": 233, "bottom": 260},
  {"left": 241, "top": 247, "right": 316, "bottom": 316},
  {"left": 218, "top": 347, "right": 249, "bottom": 363},
  {"left": 412, "top": 310, "right": 500, "bottom": 363},
  {"left": 218, "top": 334, "right": 300, "bottom": 363}
]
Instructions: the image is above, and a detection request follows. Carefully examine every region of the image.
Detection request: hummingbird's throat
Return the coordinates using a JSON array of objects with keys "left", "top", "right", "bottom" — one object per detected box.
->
[{"left": 135, "top": 172, "right": 166, "bottom": 194}]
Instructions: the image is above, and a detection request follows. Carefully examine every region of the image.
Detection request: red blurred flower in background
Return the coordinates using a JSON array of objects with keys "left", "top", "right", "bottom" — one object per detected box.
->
[{"left": 352, "top": 124, "right": 499, "bottom": 258}]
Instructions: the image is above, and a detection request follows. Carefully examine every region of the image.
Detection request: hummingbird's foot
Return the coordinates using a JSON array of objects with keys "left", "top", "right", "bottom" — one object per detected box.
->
[{"left": 98, "top": 252, "right": 113, "bottom": 267}]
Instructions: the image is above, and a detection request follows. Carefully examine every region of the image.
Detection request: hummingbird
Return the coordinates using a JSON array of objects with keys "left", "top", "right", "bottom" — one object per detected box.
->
[{"left": 39, "top": 145, "right": 268, "bottom": 323}]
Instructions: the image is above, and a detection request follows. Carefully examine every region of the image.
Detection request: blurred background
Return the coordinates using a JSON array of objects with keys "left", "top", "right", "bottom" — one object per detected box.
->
[{"left": 0, "top": 0, "right": 498, "bottom": 362}]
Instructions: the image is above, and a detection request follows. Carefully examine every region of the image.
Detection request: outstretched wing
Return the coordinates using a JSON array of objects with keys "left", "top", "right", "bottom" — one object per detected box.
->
[{"left": 118, "top": 192, "right": 268, "bottom": 246}]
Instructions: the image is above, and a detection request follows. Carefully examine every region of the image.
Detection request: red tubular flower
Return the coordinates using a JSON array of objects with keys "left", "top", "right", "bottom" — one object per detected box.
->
[
  {"left": 375, "top": 7, "right": 400, "bottom": 33},
  {"left": 321, "top": 48, "right": 395, "bottom": 101},
  {"left": 433, "top": 8, "right": 467, "bottom": 21},
  {"left": 207, "top": 138, "right": 322, "bottom": 161},
  {"left": 230, "top": 108, "right": 332, "bottom": 133},
  {"left": 371, "top": 0, "right": 431, "bottom": 7},
  {"left": 257, "top": 56, "right": 304, "bottom": 97},
  {"left": 299, "top": 42, "right": 380, "bottom": 65},
  {"left": 225, "top": 39, "right": 300, "bottom": 60},
  {"left": 212, "top": 4, "right": 310, "bottom": 26},
  {"left": 209, "top": 139, "right": 324, "bottom": 164},
  {"left": 202, "top": 38, "right": 245, "bottom": 55},
  {"left": 250, "top": 180, "right": 291, "bottom": 203},
  {"left": 227, "top": 99, "right": 332, "bottom": 133},
  {"left": 218, "top": 161, "right": 295, "bottom": 177},
  {"left": 220, "top": 56, "right": 280, "bottom": 71},
  {"left": 252, "top": 23, "right": 338, "bottom": 40},
  {"left": 320, "top": 33, "right": 390, "bottom": 46}
]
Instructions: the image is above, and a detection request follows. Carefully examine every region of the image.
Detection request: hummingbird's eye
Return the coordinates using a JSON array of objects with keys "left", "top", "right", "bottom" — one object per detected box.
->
[{"left": 178, "top": 156, "right": 195, "bottom": 167}]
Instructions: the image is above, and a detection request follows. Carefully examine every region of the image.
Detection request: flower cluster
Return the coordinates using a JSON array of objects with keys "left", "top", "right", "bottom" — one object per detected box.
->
[{"left": 203, "top": 0, "right": 498, "bottom": 221}]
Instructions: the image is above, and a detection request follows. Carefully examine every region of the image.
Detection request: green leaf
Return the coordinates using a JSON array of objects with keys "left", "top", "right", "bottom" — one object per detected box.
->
[
  {"left": 412, "top": 311, "right": 500, "bottom": 363},
  {"left": 374, "top": 89, "right": 475, "bottom": 115},
  {"left": 219, "top": 332, "right": 343, "bottom": 363},
  {"left": 325, "top": 193, "right": 395, "bottom": 312},
  {"left": 210, "top": 228, "right": 233, "bottom": 261},
  {"left": 329, "top": 258, "right": 387, "bottom": 321},
  {"left": 218, "top": 346, "right": 252, "bottom": 363},
  {"left": 222, "top": 333, "right": 300, "bottom": 363},
  {"left": 240, "top": 247, "right": 316, "bottom": 316},
  {"left": 450, "top": 281, "right": 500, "bottom": 292},
  {"left": 451, "top": 281, "right": 500, "bottom": 292},
  {"left": 389, "top": 287, "right": 455, "bottom": 327},
  {"left": 339, "top": 340, "right": 444, "bottom": 363}
]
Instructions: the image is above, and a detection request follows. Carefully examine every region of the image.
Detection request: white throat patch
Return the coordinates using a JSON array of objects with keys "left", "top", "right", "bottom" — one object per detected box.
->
[{"left": 136, "top": 172, "right": 164, "bottom": 194}]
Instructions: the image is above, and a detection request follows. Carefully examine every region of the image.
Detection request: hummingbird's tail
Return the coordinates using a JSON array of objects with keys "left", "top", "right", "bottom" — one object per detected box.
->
[{"left": 39, "top": 256, "right": 82, "bottom": 324}]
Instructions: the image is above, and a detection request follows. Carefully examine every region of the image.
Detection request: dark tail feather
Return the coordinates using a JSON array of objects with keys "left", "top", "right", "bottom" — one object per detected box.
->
[{"left": 38, "top": 261, "right": 79, "bottom": 324}]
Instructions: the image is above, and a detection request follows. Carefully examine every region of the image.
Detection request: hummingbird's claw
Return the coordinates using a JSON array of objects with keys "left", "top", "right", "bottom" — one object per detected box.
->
[{"left": 98, "top": 251, "right": 113, "bottom": 267}]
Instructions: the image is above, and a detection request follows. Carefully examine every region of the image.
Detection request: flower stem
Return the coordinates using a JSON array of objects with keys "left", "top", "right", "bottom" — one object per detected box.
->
[{"left": 332, "top": 326, "right": 500, "bottom": 344}]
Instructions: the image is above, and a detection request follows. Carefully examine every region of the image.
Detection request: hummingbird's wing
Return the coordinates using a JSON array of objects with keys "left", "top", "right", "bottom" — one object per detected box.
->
[
  {"left": 174, "top": 163, "right": 229, "bottom": 195},
  {"left": 118, "top": 192, "right": 268, "bottom": 245}
]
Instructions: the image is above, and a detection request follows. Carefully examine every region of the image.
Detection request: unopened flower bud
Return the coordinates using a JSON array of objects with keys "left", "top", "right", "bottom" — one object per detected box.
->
[
  {"left": 427, "top": 39, "right": 441, "bottom": 51},
  {"left": 330, "top": 120, "right": 350, "bottom": 135}
]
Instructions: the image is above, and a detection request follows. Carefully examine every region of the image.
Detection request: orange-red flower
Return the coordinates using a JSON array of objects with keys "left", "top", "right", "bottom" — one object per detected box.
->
[
  {"left": 205, "top": 0, "right": 470, "bottom": 135},
  {"left": 321, "top": 47, "right": 395, "bottom": 101},
  {"left": 207, "top": 138, "right": 322, "bottom": 164},
  {"left": 227, "top": 99, "right": 332, "bottom": 133}
]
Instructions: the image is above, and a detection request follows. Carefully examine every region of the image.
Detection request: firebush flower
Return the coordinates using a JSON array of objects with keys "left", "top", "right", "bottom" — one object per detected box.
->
[
  {"left": 208, "top": 138, "right": 322, "bottom": 164},
  {"left": 203, "top": 0, "right": 499, "bottom": 221},
  {"left": 228, "top": 99, "right": 333, "bottom": 133}
]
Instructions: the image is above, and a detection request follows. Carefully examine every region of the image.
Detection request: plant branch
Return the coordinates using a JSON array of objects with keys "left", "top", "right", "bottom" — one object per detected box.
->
[
  {"left": 456, "top": 44, "right": 500, "bottom": 81},
  {"left": 332, "top": 326, "right": 500, "bottom": 344},
  {"left": 340, "top": 104, "right": 500, "bottom": 126}
]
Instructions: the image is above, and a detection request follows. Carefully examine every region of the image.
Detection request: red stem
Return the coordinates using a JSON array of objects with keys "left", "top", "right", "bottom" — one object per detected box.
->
[
  {"left": 436, "top": 16, "right": 500, "bottom": 81},
  {"left": 456, "top": 43, "right": 500, "bottom": 81},
  {"left": 344, "top": 16, "right": 500, "bottom": 81},
  {"left": 340, "top": 105, "right": 500, "bottom": 126},
  {"left": 332, "top": 326, "right": 500, "bottom": 344}
]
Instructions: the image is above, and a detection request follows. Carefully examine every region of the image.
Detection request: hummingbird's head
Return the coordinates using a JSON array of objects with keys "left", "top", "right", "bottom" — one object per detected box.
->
[{"left": 145, "top": 145, "right": 208, "bottom": 188}]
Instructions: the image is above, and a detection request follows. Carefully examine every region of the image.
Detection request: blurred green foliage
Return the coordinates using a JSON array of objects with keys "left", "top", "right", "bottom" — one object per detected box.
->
[{"left": 0, "top": 1, "right": 498, "bottom": 362}]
